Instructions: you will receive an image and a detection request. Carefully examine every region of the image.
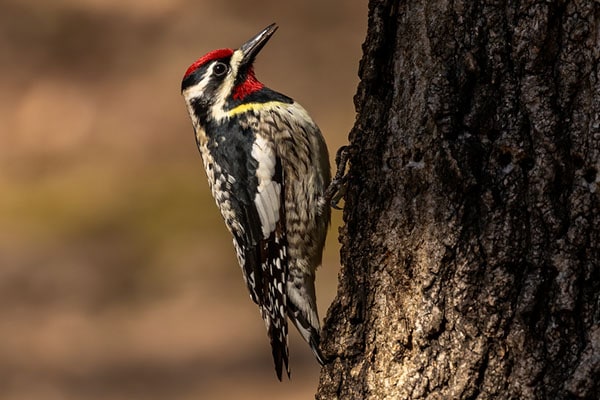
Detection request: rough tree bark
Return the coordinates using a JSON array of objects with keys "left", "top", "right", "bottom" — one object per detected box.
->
[{"left": 317, "top": 1, "right": 599, "bottom": 399}]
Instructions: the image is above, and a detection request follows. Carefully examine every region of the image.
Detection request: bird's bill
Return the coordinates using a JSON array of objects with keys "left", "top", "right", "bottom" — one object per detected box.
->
[{"left": 239, "top": 23, "right": 278, "bottom": 68}]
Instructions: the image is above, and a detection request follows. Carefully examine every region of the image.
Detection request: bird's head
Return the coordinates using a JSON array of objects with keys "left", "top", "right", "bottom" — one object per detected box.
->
[{"left": 181, "top": 23, "right": 278, "bottom": 122}]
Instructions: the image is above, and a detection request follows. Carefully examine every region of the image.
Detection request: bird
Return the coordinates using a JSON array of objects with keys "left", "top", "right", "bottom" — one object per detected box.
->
[{"left": 180, "top": 23, "right": 330, "bottom": 380}]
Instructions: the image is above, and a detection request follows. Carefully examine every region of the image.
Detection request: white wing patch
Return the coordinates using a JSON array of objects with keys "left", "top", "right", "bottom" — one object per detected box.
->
[{"left": 251, "top": 134, "right": 281, "bottom": 239}]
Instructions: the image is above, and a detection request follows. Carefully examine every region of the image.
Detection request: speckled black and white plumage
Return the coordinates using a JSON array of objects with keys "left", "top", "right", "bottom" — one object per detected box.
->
[{"left": 181, "top": 24, "right": 330, "bottom": 380}]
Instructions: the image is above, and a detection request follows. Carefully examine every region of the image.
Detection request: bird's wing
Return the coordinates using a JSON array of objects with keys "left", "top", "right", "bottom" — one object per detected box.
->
[
  {"left": 247, "top": 133, "right": 290, "bottom": 380},
  {"left": 207, "top": 126, "right": 290, "bottom": 380}
]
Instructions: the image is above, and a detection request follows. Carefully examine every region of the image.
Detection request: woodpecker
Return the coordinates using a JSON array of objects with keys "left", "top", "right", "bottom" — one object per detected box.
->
[{"left": 180, "top": 23, "right": 330, "bottom": 380}]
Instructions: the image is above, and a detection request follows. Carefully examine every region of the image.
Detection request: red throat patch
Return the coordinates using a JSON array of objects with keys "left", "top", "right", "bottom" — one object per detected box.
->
[
  {"left": 232, "top": 67, "right": 264, "bottom": 100},
  {"left": 183, "top": 48, "right": 234, "bottom": 79}
]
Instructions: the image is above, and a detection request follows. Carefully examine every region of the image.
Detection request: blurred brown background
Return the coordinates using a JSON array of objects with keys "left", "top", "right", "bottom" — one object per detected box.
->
[{"left": 0, "top": 0, "right": 366, "bottom": 398}]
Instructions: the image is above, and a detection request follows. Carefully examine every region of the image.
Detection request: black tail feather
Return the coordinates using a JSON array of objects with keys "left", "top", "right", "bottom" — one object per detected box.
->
[{"left": 269, "top": 321, "right": 290, "bottom": 380}]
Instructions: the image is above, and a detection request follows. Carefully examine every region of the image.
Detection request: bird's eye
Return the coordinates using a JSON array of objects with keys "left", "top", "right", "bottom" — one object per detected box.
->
[{"left": 213, "top": 62, "right": 228, "bottom": 77}]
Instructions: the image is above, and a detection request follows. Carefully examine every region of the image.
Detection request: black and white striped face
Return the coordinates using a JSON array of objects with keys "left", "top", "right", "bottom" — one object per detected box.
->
[
  {"left": 181, "top": 24, "right": 278, "bottom": 125},
  {"left": 181, "top": 48, "right": 241, "bottom": 123}
]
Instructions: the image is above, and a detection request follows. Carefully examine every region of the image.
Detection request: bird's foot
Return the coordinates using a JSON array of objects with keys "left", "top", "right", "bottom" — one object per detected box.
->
[{"left": 324, "top": 145, "right": 355, "bottom": 210}]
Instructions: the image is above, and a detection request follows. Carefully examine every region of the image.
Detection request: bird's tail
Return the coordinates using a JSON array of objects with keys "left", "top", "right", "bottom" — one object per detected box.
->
[{"left": 261, "top": 302, "right": 290, "bottom": 380}]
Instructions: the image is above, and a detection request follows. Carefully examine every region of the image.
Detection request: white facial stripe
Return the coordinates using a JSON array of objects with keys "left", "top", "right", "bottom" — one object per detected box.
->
[
  {"left": 210, "top": 49, "right": 244, "bottom": 121},
  {"left": 229, "top": 50, "right": 243, "bottom": 76},
  {"left": 251, "top": 134, "right": 281, "bottom": 239},
  {"left": 182, "top": 63, "right": 214, "bottom": 101}
]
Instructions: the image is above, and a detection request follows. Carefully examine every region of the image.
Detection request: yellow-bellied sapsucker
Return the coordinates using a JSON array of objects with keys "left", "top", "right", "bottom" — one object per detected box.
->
[{"left": 180, "top": 23, "right": 330, "bottom": 380}]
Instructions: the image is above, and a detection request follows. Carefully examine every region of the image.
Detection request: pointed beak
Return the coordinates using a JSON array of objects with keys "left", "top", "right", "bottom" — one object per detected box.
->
[{"left": 239, "top": 23, "right": 278, "bottom": 68}]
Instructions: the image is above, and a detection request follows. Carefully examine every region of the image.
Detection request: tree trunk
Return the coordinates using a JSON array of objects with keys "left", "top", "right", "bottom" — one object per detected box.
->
[{"left": 316, "top": 0, "right": 599, "bottom": 399}]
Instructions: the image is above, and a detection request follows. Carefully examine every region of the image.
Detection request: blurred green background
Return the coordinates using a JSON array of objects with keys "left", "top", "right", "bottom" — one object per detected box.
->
[{"left": 0, "top": 0, "right": 365, "bottom": 398}]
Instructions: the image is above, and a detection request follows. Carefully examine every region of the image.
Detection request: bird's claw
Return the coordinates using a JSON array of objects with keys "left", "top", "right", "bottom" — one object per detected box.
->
[{"left": 325, "top": 145, "right": 355, "bottom": 210}]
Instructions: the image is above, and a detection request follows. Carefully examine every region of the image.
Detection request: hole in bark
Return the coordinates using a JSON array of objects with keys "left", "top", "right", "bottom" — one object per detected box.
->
[
  {"left": 572, "top": 154, "right": 584, "bottom": 169},
  {"left": 487, "top": 129, "right": 500, "bottom": 142},
  {"left": 498, "top": 151, "right": 512, "bottom": 168},
  {"left": 584, "top": 168, "right": 597, "bottom": 184},
  {"left": 519, "top": 156, "right": 535, "bottom": 171},
  {"left": 404, "top": 255, "right": 414, "bottom": 279},
  {"left": 414, "top": 149, "right": 423, "bottom": 162}
]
